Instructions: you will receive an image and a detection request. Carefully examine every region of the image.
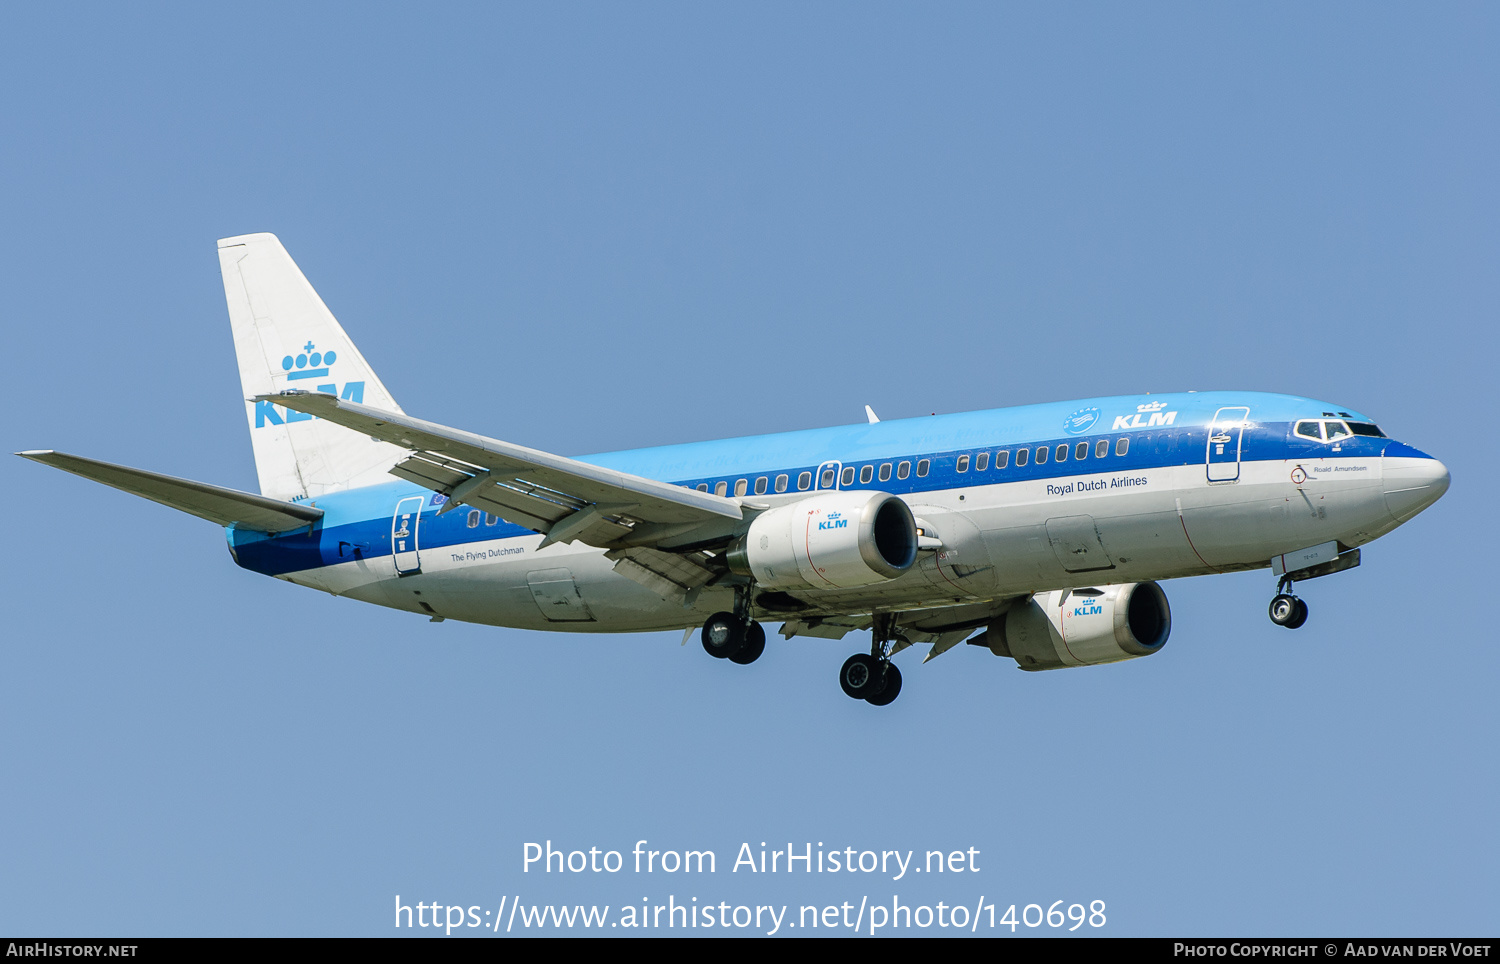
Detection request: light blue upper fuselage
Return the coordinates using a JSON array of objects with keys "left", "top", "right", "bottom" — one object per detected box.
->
[{"left": 228, "top": 390, "right": 1429, "bottom": 578}]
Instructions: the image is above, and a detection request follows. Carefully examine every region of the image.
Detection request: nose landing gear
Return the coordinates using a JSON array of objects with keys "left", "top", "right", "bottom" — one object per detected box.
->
[{"left": 1268, "top": 577, "right": 1309, "bottom": 629}]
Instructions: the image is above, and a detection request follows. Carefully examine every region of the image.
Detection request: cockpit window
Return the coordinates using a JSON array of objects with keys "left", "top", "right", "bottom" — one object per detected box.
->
[{"left": 1297, "top": 418, "right": 1375, "bottom": 443}]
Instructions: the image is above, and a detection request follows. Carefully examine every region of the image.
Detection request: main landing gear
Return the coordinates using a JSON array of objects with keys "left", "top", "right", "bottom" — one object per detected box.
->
[
  {"left": 839, "top": 613, "right": 904, "bottom": 706},
  {"left": 1268, "top": 576, "right": 1309, "bottom": 629},
  {"left": 701, "top": 587, "right": 765, "bottom": 664},
  {"left": 701, "top": 611, "right": 766, "bottom": 663}
]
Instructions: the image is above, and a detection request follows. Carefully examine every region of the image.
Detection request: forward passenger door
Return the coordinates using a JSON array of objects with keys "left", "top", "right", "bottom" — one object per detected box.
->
[{"left": 1206, "top": 407, "right": 1250, "bottom": 483}]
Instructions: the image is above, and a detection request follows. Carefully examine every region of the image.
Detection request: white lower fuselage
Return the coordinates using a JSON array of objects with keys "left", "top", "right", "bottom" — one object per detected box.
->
[{"left": 256, "top": 449, "right": 1429, "bottom": 636}]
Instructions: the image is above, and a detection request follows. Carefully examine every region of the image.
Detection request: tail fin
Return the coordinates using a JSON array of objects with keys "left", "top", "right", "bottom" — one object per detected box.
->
[{"left": 218, "top": 233, "right": 408, "bottom": 500}]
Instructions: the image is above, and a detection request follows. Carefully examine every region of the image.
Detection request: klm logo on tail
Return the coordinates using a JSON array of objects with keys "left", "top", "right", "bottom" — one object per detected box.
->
[{"left": 255, "top": 341, "right": 364, "bottom": 428}]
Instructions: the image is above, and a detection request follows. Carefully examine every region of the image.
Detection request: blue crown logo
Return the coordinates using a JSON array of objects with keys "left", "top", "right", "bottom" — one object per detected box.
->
[{"left": 281, "top": 341, "right": 338, "bottom": 381}]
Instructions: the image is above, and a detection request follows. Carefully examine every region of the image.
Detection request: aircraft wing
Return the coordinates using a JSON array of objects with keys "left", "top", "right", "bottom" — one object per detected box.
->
[
  {"left": 257, "top": 391, "right": 744, "bottom": 550},
  {"left": 17, "top": 450, "right": 323, "bottom": 533}
]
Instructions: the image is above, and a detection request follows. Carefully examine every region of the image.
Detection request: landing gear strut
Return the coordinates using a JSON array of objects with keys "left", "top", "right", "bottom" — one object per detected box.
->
[
  {"left": 839, "top": 613, "right": 904, "bottom": 705},
  {"left": 701, "top": 585, "right": 766, "bottom": 663},
  {"left": 1268, "top": 576, "right": 1309, "bottom": 629}
]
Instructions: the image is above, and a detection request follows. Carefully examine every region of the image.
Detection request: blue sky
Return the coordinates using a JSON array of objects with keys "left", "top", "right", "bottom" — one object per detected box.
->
[{"left": 1, "top": 3, "right": 1494, "bottom": 936}]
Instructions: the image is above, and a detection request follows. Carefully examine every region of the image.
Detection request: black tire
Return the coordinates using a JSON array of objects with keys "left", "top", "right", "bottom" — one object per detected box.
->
[
  {"left": 865, "top": 663, "right": 903, "bottom": 706},
  {"left": 729, "top": 621, "right": 766, "bottom": 664},
  {"left": 839, "top": 654, "right": 887, "bottom": 700},
  {"left": 701, "top": 612, "right": 746, "bottom": 658},
  {"left": 1268, "top": 594, "right": 1299, "bottom": 627},
  {"left": 1285, "top": 597, "right": 1309, "bottom": 630}
]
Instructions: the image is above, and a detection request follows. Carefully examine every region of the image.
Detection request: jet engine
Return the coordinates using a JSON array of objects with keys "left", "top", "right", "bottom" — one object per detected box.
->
[
  {"left": 726, "top": 491, "right": 919, "bottom": 591},
  {"left": 974, "top": 582, "right": 1171, "bottom": 671}
]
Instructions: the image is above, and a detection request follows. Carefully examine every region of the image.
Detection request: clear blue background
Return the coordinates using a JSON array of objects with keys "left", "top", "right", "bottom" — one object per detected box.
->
[{"left": 1, "top": 3, "right": 1493, "bottom": 937}]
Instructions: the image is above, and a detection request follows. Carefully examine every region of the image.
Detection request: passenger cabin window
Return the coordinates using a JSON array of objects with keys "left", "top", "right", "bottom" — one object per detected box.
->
[
  {"left": 841, "top": 466, "right": 855, "bottom": 486},
  {"left": 916, "top": 459, "right": 930, "bottom": 477},
  {"left": 976, "top": 452, "right": 989, "bottom": 472},
  {"left": 1115, "top": 438, "right": 1129, "bottom": 457},
  {"left": 798, "top": 471, "right": 812, "bottom": 490},
  {"left": 1055, "top": 443, "right": 1068, "bottom": 462},
  {"left": 1015, "top": 447, "right": 1028, "bottom": 467},
  {"left": 956, "top": 455, "right": 970, "bottom": 473},
  {"left": 714, "top": 481, "right": 728, "bottom": 497},
  {"left": 897, "top": 461, "right": 911, "bottom": 480},
  {"left": 775, "top": 474, "right": 788, "bottom": 493},
  {"left": 754, "top": 477, "right": 768, "bottom": 495},
  {"left": 696, "top": 483, "right": 708, "bottom": 492},
  {"left": 820, "top": 468, "right": 836, "bottom": 488},
  {"left": 1075, "top": 441, "right": 1089, "bottom": 461},
  {"left": 1095, "top": 439, "right": 1109, "bottom": 459},
  {"left": 467, "top": 510, "right": 480, "bottom": 528},
  {"left": 860, "top": 465, "right": 873, "bottom": 484},
  {"left": 878, "top": 463, "right": 891, "bottom": 482},
  {"left": 734, "top": 479, "right": 748, "bottom": 496},
  {"left": 485, "top": 513, "right": 498, "bottom": 525},
  {"left": 1035, "top": 445, "right": 1048, "bottom": 465},
  {"left": 995, "top": 450, "right": 1009, "bottom": 468}
]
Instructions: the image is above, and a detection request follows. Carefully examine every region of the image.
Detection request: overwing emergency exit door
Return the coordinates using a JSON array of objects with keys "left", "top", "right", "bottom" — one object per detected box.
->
[{"left": 817, "top": 460, "right": 842, "bottom": 490}]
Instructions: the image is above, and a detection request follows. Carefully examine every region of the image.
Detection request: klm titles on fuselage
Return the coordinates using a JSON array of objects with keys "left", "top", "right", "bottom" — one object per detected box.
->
[
  {"left": 1063, "top": 401, "right": 1178, "bottom": 436},
  {"left": 1047, "top": 477, "right": 1148, "bottom": 496},
  {"left": 1110, "top": 401, "right": 1177, "bottom": 432}
]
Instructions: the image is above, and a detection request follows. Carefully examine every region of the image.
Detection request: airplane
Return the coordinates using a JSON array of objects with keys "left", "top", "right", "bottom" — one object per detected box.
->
[{"left": 18, "top": 233, "right": 1451, "bottom": 706}]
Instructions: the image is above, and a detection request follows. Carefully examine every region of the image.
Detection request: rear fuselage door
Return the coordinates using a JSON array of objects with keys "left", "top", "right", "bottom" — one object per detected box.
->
[
  {"left": 392, "top": 496, "right": 423, "bottom": 574},
  {"left": 1206, "top": 407, "right": 1251, "bottom": 482}
]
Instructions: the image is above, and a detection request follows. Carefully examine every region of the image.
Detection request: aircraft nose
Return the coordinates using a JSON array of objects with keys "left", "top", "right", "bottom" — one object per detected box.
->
[{"left": 1382, "top": 448, "right": 1450, "bottom": 524}]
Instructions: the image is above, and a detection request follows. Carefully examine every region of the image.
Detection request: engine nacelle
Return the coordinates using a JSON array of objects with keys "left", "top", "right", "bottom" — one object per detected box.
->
[
  {"left": 975, "top": 582, "right": 1171, "bottom": 671},
  {"left": 726, "top": 491, "right": 919, "bottom": 591}
]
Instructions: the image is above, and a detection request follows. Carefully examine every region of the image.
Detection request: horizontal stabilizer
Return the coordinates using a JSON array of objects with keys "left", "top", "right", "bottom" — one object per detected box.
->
[{"left": 16, "top": 451, "right": 324, "bottom": 533}]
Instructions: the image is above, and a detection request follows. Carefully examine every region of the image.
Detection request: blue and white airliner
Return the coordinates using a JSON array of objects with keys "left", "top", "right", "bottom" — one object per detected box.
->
[{"left": 19, "top": 234, "right": 1450, "bottom": 705}]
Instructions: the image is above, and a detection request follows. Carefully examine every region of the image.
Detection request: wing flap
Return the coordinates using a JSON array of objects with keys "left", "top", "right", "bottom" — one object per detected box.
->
[
  {"left": 604, "top": 547, "right": 718, "bottom": 604},
  {"left": 17, "top": 450, "right": 323, "bottom": 533}
]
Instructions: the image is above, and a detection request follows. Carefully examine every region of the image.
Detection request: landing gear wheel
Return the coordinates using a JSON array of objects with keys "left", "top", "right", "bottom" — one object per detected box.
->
[
  {"left": 865, "top": 663, "right": 903, "bottom": 706},
  {"left": 701, "top": 611, "right": 746, "bottom": 658},
  {"left": 1266, "top": 590, "right": 1302, "bottom": 629},
  {"left": 729, "top": 621, "right": 766, "bottom": 664},
  {"left": 839, "top": 654, "right": 887, "bottom": 700},
  {"left": 1286, "top": 597, "right": 1309, "bottom": 630}
]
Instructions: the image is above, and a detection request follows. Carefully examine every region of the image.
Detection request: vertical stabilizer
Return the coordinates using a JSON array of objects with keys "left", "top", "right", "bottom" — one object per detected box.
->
[{"left": 218, "top": 233, "right": 408, "bottom": 500}]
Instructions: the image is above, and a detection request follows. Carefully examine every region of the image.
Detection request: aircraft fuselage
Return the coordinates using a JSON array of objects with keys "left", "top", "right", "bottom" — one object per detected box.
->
[{"left": 225, "top": 390, "right": 1447, "bottom": 636}]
